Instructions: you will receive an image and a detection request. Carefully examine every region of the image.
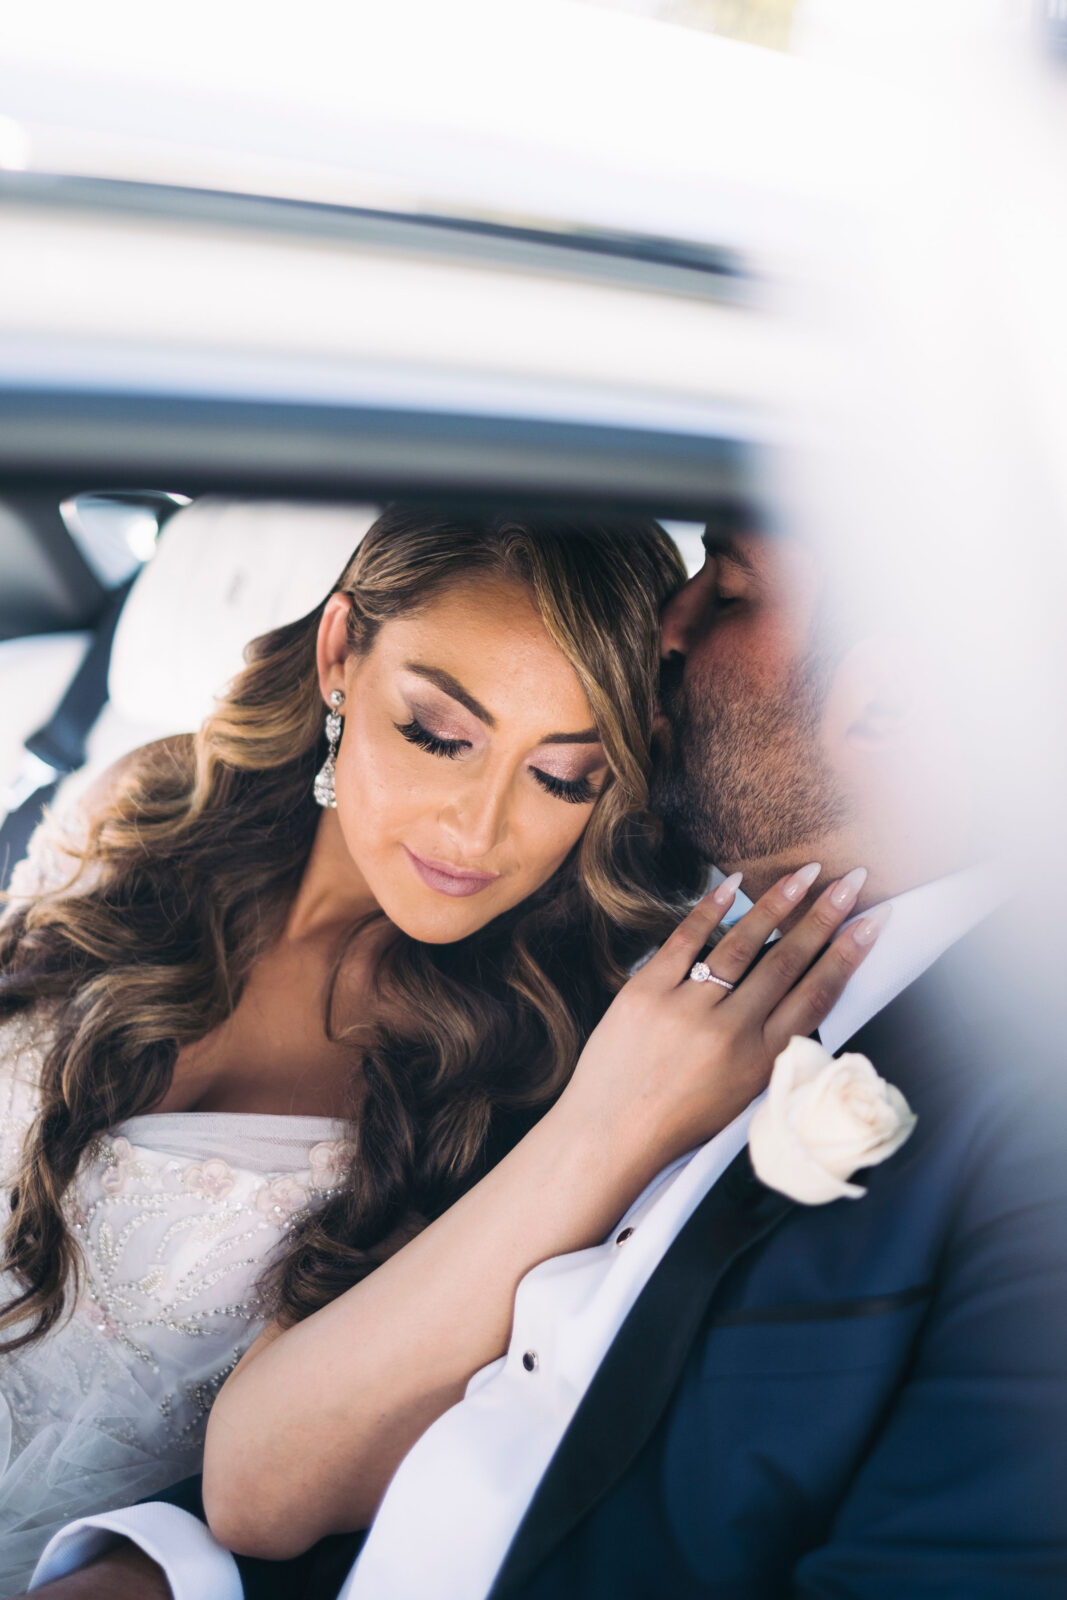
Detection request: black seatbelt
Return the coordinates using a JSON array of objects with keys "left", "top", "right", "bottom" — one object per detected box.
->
[{"left": 0, "top": 578, "right": 134, "bottom": 891}]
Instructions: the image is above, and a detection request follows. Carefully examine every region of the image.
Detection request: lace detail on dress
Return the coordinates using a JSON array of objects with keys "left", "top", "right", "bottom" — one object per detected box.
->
[
  {"left": 1, "top": 810, "right": 98, "bottom": 1189},
  {"left": 0, "top": 817, "right": 351, "bottom": 1593},
  {"left": 2, "top": 809, "right": 95, "bottom": 917},
  {"left": 0, "top": 1011, "right": 50, "bottom": 1193},
  {"left": 0, "top": 1091, "right": 348, "bottom": 1595}
]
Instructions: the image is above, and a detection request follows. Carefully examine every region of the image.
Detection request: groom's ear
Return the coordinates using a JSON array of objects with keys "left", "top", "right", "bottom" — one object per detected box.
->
[{"left": 822, "top": 635, "right": 927, "bottom": 756}]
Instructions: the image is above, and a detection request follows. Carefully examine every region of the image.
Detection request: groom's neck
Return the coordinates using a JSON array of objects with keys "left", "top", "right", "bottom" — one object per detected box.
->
[{"left": 727, "top": 831, "right": 983, "bottom": 923}]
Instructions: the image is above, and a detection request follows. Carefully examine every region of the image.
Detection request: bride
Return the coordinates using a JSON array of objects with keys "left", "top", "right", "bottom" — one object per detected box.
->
[{"left": 0, "top": 506, "right": 702, "bottom": 1593}]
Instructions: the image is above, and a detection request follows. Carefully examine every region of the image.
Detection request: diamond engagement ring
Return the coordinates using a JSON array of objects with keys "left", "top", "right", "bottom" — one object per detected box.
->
[{"left": 688, "top": 962, "right": 735, "bottom": 991}]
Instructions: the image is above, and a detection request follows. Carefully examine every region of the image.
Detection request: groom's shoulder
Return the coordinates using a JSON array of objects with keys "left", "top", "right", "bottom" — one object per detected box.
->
[
  {"left": 855, "top": 910, "right": 1059, "bottom": 1106},
  {"left": 722, "top": 926, "right": 1065, "bottom": 1332},
  {"left": 849, "top": 914, "right": 1067, "bottom": 1240}
]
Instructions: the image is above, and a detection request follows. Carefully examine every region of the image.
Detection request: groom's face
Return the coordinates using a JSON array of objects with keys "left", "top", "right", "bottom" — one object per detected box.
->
[{"left": 651, "top": 529, "right": 847, "bottom": 877}]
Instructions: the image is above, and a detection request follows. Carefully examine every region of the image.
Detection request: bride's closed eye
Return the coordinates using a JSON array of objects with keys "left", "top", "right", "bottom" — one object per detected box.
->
[
  {"left": 530, "top": 770, "right": 596, "bottom": 805},
  {"left": 394, "top": 717, "right": 469, "bottom": 760},
  {"left": 395, "top": 716, "right": 599, "bottom": 805}
]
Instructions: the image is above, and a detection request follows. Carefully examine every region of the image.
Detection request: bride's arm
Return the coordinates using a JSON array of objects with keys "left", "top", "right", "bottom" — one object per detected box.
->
[{"left": 203, "top": 869, "right": 878, "bottom": 1560}]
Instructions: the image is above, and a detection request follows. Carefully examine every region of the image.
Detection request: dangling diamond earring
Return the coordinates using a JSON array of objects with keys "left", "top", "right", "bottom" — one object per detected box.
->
[{"left": 313, "top": 689, "right": 345, "bottom": 808}]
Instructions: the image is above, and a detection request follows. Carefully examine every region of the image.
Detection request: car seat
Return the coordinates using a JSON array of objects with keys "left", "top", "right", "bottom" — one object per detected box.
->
[{"left": 1, "top": 497, "right": 377, "bottom": 847}]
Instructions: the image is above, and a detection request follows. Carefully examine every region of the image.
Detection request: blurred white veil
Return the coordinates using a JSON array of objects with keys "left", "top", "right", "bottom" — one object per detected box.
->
[{"left": 781, "top": 0, "right": 1066, "bottom": 903}]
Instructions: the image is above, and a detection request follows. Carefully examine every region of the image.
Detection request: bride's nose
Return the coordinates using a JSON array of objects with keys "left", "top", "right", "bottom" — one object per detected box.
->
[{"left": 438, "top": 773, "right": 510, "bottom": 859}]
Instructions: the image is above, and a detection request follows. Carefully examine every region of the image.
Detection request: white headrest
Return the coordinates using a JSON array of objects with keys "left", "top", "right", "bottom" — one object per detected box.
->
[{"left": 108, "top": 499, "right": 377, "bottom": 734}]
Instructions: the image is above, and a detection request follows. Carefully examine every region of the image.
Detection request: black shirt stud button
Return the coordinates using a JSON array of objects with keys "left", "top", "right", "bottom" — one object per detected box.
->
[
  {"left": 615, "top": 1227, "right": 634, "bottom": 1245},
  {"left": 522, "top": 1350, "right": 539, "bottom": 1372}
]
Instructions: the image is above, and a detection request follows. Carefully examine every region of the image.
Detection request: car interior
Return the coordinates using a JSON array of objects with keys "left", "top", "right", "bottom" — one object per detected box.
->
[
  {"left": 0, "top": 489, "right": 707, "bottom": 889},
  {"left": 0, "top": 175, "right": 752, "bottom": 891}
]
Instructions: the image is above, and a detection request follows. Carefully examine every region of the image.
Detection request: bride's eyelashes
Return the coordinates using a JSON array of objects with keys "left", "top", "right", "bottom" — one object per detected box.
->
[
  {"left": 395, "top": 716, "right": 598, "bottom": 805},
  {"left": 394, "top": 717, "right": 470, "bottom": 760},
  {"left": 529, "top": 769, "right": 596, "bottom": 805}
]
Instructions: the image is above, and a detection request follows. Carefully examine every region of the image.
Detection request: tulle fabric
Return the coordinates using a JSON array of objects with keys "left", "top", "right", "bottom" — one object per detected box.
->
[{"left": 0, "top": 821, "right": 348, "bottom": 1593}]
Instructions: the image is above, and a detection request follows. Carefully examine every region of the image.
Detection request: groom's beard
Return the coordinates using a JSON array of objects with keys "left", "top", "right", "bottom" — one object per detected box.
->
[{"left": 650, "top": 652, "right": 847, "bottom": 868}]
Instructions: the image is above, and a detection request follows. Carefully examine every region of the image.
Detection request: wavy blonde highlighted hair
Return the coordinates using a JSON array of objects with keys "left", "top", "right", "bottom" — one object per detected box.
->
[{"left": 0, "top": 507, "right": 699, "bottom": 1347}]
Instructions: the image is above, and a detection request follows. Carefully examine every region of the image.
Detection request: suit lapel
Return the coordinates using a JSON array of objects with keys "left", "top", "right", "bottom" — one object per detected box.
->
[
  {"left": 490, "top": 919, "right": 1006, "bottom": 1599},
  {"left": 489, "top": 1150, "right": 795, "bottom": 1599}
]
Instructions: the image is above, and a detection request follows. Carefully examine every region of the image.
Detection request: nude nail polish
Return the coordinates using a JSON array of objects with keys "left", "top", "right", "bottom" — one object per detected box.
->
[
  {"left": 830, "top": 866, "right": 868, "bottom": 911},
  {"left": 852, "top": 902, "right": 893, "bottom": 946},
  {"left": 781, "top": 862, "right": 821, "bottom": 903},
  {"left": 713, "top": 871, "right": 743, "bottom": 906}
]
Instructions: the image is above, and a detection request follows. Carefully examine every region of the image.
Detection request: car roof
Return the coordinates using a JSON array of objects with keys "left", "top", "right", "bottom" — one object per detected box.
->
[
  {"left": 0, "top": 3, "right": 882, "bottom": 514},
  {"left": 0, "top": 0, "right": 865, "bottom": 257}
]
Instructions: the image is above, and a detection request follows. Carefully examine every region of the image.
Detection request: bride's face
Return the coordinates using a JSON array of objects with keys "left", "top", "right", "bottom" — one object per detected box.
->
[{"left": 316, "top": 576, "right": 610, "bottom": 943}]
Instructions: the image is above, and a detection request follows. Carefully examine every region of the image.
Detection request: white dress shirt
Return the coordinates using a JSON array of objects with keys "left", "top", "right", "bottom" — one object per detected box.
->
[{"left": 32, "top": 866, "right": 999, "bottom": 1600}]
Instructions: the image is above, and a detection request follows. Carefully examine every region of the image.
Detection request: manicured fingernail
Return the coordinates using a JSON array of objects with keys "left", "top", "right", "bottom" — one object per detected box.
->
[
  {"left": 713, "top": 871, "right": 743, "bottom": 906},
  {"left": 781, "top": 862, "right": 821, "bottom": 903},
  {"left": 852, "top": 902, "right": 892, "bottom": 946},
  {"left": 830, "top": 866, "right": 868, "bottom": 910}
]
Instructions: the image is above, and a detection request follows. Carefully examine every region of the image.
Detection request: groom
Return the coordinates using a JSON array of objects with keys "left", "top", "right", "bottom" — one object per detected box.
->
[{"left": 26, "top": 513, "right": 1067, "bottom": 1598}]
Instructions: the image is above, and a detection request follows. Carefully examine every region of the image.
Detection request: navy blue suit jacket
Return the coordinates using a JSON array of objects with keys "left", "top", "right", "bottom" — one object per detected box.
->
[{"left": 155, "top": 918, "right": 1067, "bottom": 1598}]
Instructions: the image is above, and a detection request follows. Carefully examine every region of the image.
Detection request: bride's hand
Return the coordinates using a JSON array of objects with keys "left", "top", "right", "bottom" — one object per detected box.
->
[
  {"left": 202, "top": 865, "right": 882, "bottom": 1557},
  {"left": 557, "top": 866, "right": 883, "bottom": 1177}
]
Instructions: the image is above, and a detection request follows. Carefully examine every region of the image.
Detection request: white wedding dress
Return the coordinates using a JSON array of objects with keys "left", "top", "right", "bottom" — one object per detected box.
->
[{"left": 0, "top": 825, "right": 348, "bottom": 1595}]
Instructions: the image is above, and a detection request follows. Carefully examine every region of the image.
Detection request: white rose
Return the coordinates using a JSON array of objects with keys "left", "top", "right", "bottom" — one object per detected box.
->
[{"left": 749, "top": 1036, "right": 917, "bottom": 1206}]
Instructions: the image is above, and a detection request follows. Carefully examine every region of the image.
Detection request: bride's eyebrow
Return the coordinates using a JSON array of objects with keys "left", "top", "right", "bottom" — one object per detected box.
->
[
  {"left": 405, "top": 663, "right": 496, "bottom": 726},
  {"left": 404, "top": 662, "right": 598, "bottom": 745},
  {"left": 539, "top": 728, "right": 601, "bottom": 747}
]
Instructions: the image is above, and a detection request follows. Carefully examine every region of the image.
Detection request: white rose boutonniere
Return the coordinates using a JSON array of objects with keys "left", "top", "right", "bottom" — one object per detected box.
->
[{"left": 749, "top": 1036, "right": 917, "bottom": 1205}]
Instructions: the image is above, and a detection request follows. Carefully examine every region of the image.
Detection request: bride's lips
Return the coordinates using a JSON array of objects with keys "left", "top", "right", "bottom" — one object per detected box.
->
[{"left": 404, "top": 846, "right": 500, "bottom": 898}]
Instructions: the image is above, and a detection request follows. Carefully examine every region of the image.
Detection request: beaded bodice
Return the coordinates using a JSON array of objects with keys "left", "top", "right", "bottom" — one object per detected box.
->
[{"left": 0, "top": 824, "right": 348, "bottom": 1594}]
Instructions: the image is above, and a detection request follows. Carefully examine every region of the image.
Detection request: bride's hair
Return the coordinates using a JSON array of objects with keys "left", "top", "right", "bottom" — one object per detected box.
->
[{"left": 0, "top": 507, "right": 699, "bottom": 1350}]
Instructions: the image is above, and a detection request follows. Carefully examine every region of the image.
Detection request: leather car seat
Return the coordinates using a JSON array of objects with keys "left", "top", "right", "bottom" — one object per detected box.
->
[{"left": 2, "top": 498, "right": 376, "bottom": 821}]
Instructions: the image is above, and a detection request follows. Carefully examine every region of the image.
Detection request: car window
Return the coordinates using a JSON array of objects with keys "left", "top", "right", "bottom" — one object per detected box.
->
[{"left": 59, "top": 491, "right": 191, "bottom": 589}]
